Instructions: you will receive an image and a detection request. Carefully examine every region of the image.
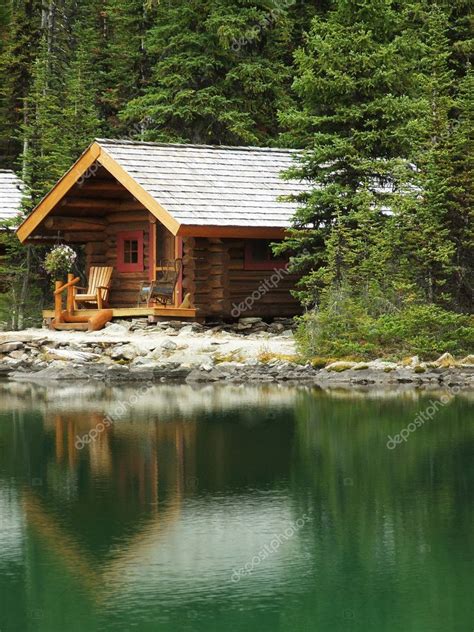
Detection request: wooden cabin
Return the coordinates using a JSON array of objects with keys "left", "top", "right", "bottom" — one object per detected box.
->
[
  {"left": 0, "top": 170, "right": 25, "bottom": 289},
  {"left": 0, "top": 170, "right": 24, "bottom": 223},
  {"left": 16, "top": 140, "right": 308, "bottom": 322}
]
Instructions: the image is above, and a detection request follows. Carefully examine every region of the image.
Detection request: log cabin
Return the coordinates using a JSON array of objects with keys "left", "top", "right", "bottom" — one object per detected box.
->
[
  {"left": 0, "top": 170, "right": 24, "bottom": 223},
  {"left": 0, "top": 170, "right": 26, "bottom": 290},
  {"left": 16, "top": 140, "right": 309, "bottom": 322}
]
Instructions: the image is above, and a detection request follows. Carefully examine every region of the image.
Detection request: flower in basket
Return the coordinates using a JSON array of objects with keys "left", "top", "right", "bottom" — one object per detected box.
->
[{"left": 44, "top": 245, "right": 77, "bottom": 280}]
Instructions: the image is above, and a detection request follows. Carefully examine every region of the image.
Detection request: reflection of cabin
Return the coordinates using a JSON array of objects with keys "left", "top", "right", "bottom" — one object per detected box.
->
[
  {"left": 12, "top": 406, "right": 296, "bottom": 605},
  {"left": 16, "top": 140, "right": 308, "bottom": 321}
]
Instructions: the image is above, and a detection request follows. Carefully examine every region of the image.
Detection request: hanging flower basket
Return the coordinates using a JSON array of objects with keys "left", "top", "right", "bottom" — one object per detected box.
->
[{"left": 44, "top": 245, "right": 77, "bottom": 281}]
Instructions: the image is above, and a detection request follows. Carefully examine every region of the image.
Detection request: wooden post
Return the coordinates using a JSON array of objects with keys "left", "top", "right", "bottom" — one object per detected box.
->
[
  {"left": 54, "top": 281, "right": 63, "bottom": 324},
  {"left": 175, "top": 236, "right": 183, "bottom": 306},
  {"left": 66, "top": 273, "right": 75, "bottom": 314},
  {"left": 149, "top": 217, "right": 157, "bottom": 282}
]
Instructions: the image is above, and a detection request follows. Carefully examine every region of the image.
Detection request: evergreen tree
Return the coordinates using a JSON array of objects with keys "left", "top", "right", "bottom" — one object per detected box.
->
[
  {"left": 445, "top": 66, "right": 474, "bottom": 308},
  {"left": 121, "top": 0, "right": 311, "bottom": 144},
  {"left": 395, "top": 3, "right": 472, "bottom": 308},
  {"left": 0, "top": 0, "right": 42, "bottom": 169},
  {"left": 61, "top": 2, "right": 103, "bottom": 157},
  {"left": 20, "top": 37, "right": 66, "bottom": 203},
  {"left": 101, "top": 0, "right": 156, "bottom": 136},
  {"left": 279, "top": 0, "right": 421, "bottom": 307}
]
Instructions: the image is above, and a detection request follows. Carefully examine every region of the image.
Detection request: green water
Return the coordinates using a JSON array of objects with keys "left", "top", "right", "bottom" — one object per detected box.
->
[{"left": 0, "top": 382, "right": 472, "bottom": 632}]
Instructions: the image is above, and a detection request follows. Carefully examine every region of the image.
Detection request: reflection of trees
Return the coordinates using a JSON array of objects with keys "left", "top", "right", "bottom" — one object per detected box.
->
[
  {"left": 0, "top": 385, "right": 472, "bottom": 630},
  {"left": 288, "top": 389, "right": 474, "bottom": 630}
]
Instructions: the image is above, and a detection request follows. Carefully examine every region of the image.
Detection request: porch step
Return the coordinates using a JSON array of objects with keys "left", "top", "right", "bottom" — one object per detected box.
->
[
  {"left": 50, "top": 309, "right": 113, "bottom": 332},
  {"left": 51, "top": 322, "right": 89, "bottom": 331}
]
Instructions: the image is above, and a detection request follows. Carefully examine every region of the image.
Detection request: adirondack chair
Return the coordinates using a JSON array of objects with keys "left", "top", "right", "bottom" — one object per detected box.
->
[
  {"left": 74, "top": 266, "right": 113, "bottom": 310},
  {"left": 138, "top": 259, "right": 182, "bottom": 307}
]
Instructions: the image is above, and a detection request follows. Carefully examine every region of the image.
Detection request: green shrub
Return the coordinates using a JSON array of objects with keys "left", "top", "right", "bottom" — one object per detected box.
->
[
  {"left": 297, "top": 302, "right": 473, "bottom": 361},
  {"left": 295, "top": 294, "right": 377, "bottom": 359},
  {"left": 375, "top": 305, "right": 474, "bottom": 358}
]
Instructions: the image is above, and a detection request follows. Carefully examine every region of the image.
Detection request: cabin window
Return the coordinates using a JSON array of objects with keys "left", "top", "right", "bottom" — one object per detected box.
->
[
  {"left": 244, "top": 239, "right": 287, "bottom": 270},
  {"left": 117, "top": 230, "right": 144, "bottom": 273}
]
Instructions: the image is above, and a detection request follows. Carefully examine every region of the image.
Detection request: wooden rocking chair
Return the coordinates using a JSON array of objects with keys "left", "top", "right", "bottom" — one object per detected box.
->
[
  {"left": 74, "top": 266, "right": 113, "bottom": 310},
  {"left": 138, "top": 259, "right": 182, "bottom": 307}
]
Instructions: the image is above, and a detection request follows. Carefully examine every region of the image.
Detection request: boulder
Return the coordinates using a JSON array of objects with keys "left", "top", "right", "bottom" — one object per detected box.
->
[
  {"left": 239, "top": 317, "right": 263, "bottom": 325},
  {"left": 433, "top": 352, "right": 456, "bottom": 368},
  {"left": 8, "top": 350, "right": 26, "bottom": 360},
  {"left": 368, "top": 360, "right": 398, "bottom": 371},
  {"left": 164, "top": 321, "right": 190, "bottom": 331},
  {"left": 44, "top": 348, "right": 100, "bottom": 362},
  {"left": 267, "top": 323, "right": 285, "bottom": 333},
  {"left": 401, "top": 355, "right": 420, "bottom": 368},
  {"left": 178, "top": 325, "right": 196, "bottom": 335},
  {"left": 110, "top": 344, "right": 141, "bottom": 361},
  {"left": 326, "top": 361, "right": 357, "bottom": 372},
  {"left": 12, "top": 365, "right": 90, "bottom": 381},
  {"left": 199, "top": 361, "right": 214, "bottom": 372},
  {"left": 161, "top": 339, "right": 178, "bottom": 351},
  {"left": 103, "top": 323, "right": 131, "bottom": 335},
  {"left": 0, "top": 341, "right": 24, "bottom": 354},
  {"left": 236, "top": 322, "right": 253, "bottom": 331},
  {"left": 128, "top": 367, "right": 154, "bottom": 380}
]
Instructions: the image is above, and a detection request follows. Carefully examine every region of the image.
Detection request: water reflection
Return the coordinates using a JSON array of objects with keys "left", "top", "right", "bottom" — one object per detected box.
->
[{"left": 0, "top": 382, "right": 472, "bottom": 632}]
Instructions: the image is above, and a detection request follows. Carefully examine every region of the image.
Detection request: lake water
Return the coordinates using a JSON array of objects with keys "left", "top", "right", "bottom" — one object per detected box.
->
[{"left": 0, "top": 381, "right": 472, "bottom": 632}]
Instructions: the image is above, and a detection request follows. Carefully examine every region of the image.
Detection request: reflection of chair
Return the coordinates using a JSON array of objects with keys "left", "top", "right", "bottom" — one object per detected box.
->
[
  {"left": 74, "top": 266, "right": 113, "bottom": 310},
  {"left": 138, "top": 259, "right": 182, "bottom": 307}
]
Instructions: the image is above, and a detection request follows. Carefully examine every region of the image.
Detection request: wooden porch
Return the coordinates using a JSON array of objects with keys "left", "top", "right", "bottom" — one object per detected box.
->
[{"left": 43, "top": 306, "right": 198, "bottom": 320}]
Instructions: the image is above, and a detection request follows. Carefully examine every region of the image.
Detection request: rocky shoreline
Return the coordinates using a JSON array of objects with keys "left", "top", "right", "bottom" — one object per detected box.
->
[{"left": 0, "top": 318, "right": 473, "bottom": 389}]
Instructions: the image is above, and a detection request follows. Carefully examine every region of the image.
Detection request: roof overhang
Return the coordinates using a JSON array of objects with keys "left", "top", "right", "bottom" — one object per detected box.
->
[
  {"left": 176, "top": 225, "right": 286, "bottom": 239},
  {"left": 16, "top": 141, "right": 290, "bottom": 244}
]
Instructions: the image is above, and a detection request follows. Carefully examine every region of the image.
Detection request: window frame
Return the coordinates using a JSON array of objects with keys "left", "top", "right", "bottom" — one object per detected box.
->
[
  {"left": 117, "top": 230, "right": 144, "bottom": 273},
  {"left": 244, "top": 239, "right": 288, "bottom": 271}
]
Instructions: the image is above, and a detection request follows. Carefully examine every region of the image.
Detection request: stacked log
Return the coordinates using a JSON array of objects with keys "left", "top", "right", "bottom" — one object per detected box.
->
[{"left": 227, "top": 238, "right": 300, "bottom": 317}]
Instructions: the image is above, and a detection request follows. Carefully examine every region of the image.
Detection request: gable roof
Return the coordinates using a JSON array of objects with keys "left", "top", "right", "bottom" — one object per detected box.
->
[
  {"left": 17, "top": 140, "right": 308, "bottom": 243},
  {"left": 97, "top": 139, "right": 306, "bottom": 228},
  {"left": 0, "top": 170, "right": 25, "bottom": 222}
]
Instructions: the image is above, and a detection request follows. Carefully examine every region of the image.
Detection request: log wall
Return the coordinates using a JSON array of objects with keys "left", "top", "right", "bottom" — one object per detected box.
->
[
  {"left": 79, "top": 213, "right": 299, "bottom": 317},
  {"left": 182, "top": 237, "right": 300, "bottom": 318},
  {"left": 84, "top": 210, "right": 150, "bottom": 307}
]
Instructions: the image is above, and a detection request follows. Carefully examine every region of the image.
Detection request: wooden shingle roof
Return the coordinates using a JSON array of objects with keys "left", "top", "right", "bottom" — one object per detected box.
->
[
  {"left": 97, "top": 139, "right": 308, "bottom": 228},
  {"left": 0, "top": 170, "right": 24, "bottom": 221},
  {"left": 17, "top": 140, "right": 309, "bottom": 242}
]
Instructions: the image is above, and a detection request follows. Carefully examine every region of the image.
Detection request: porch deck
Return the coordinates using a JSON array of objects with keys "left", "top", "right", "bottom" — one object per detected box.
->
[{"left": 43, "top": 306, "right": 198, "bottom": 320}]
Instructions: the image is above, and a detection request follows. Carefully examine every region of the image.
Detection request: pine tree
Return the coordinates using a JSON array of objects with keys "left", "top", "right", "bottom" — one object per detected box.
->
[
  {"left": 0, "top": 0, "right": 42, "bottom": 169},
  {"left": 21, "top": 37, "right": 66, "bottom": 203},
  {"left": 395, "top": 3, "right": 473, "bottom": 309},
  {"left": 121, "top": 0, "right": 309, "bottom": 145},
  {"left": 279, "top": 0, "right": 421, "bottom": 307},
  {"left": 101, "top": 0, "right": 156, "bottom": 136},
  {"left": 445, "top": 66, "right": 474, "bottom": 308},
  {"left": 61, "top": 1, "right": 103, "bottom": 157}
]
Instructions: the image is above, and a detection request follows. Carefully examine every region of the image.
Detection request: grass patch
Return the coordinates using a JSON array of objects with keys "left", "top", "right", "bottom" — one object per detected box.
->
[
  {"left": 213, "top": 350, "right": 246, "bottom": 364},
  {"left": 257, "top": 348, "right": 301, "bottom": 364}
]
